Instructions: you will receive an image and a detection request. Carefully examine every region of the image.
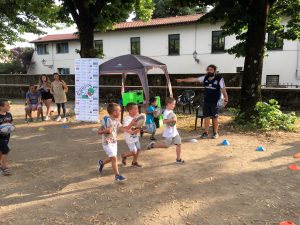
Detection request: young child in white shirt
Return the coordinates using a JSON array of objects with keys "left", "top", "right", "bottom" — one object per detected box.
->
[
  {"left": 147, "top": 97, "right": 184, "bottom": 164},
  {"left": 121, "top": 103, "right": 142, "bottom": 167}
]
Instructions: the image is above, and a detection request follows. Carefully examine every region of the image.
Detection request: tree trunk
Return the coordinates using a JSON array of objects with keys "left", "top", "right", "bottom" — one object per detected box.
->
[
  {"left": 78, "top": 24, "right": 95, "bottom": 58},
  {"left": 240, "top": 0, "right": 270, "bottom": 119}
]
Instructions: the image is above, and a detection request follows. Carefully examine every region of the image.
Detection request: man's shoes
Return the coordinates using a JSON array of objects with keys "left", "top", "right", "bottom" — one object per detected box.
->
[{"left": 200, "top": 132, "right": 209, "bottom": 139}]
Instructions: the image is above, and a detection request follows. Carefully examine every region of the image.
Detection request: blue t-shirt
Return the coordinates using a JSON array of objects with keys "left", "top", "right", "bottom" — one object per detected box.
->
[
  {"left": 146, "top": 105, "right": 155, "bottom": 124},
  {"left": 26, "top": 91, "right": 41, "bottom": 104}
]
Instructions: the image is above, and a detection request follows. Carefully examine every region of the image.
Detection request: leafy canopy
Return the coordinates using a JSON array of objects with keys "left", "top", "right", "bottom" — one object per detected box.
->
[{"left": 0, "top": 0, "right": 68, "bottom": 50}]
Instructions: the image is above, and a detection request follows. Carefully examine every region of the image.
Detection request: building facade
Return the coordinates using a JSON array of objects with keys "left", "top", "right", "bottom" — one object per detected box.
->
[{"left": 28, "top": 14, "right": 300, "bottom": 87}]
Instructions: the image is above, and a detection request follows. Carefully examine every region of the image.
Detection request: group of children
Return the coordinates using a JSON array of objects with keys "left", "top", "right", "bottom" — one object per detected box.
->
[{"left": 97, "top": 97, "right": 184, "bottom": 182}]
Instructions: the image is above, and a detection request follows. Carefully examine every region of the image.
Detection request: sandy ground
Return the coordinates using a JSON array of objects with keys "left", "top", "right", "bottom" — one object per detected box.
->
[{"left": 0, "top": 100, "right": 299, "bottom": 225}]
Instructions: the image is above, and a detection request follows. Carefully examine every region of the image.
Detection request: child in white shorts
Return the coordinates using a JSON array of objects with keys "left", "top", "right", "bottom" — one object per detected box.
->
[
  {"left": 97, "top": 103, "right": 131, "bottom": 182},
  {"left": 147, "top": 97, "right": 184, "bottom": 164},
  {"left": 121, "top": 103, "right": 143, "bottom": 167}
]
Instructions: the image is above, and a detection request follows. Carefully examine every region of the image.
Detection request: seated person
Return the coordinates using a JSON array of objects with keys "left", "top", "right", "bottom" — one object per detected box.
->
[{"left": 25, "top": 84, "right": 42, "bottom": 122}]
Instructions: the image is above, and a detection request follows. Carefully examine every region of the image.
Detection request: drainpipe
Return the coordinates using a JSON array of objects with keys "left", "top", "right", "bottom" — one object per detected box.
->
[
  {"left": 52, "top": 43, "right": 55, "bottom": 73},
  {"left": 296, "top": 41, "right": 300, "bottom": 81}
]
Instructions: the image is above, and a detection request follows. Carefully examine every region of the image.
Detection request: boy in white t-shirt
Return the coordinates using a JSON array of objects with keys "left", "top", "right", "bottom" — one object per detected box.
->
[
  {"left": 147, "top": 97, "right": 184, "bottom": 164},
  {"left": 97, "top": 103, "right": 135, "bottom": 182},
  {"left": 121, "top": 103, "right": 142, "bottom": 167}
]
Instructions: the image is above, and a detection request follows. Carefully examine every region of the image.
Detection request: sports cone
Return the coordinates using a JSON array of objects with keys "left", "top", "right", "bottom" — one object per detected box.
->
[
  {"left": 279, "top": 221, "right": 296, "bottom": 225},
  {"left": 293, "top": 153, "right": 300, "bottom": 159},
  {"left": 222, "top": 140, "right": 230, "bottom": 146},
  {"left": 288, "top": 164, "right": 300, "bottom": 171},
  {"left": 38, "top": 127, "right": 45, "bottom": 131},
  {"left": 256, "top": 146, "right": 266, "bottom": 151}
]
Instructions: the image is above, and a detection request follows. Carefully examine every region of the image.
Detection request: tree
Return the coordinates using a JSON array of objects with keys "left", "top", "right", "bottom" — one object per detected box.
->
[
  {"left": 175, "top": 0, "right": 300, "bottom": 119},
  {"left": 0, "top": 47, "right": 34, "bottom": 74},
  {"left": 0, "top": 0, "right": 67, "bottom": 51},
  {"left": 135, "top": 0, "right": 206, "bottom": 19},
  {"left": 59, "top": 0, "right": 154, "bottom": 58}
]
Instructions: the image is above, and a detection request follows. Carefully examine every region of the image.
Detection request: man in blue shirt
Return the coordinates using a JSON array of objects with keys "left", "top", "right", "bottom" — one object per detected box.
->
[{"left": 176, "top": 65, "right": 228, "bottom": 139}]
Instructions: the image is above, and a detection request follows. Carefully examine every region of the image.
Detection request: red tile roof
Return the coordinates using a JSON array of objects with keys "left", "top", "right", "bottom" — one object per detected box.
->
[{"left": 30, "top": 14, "right": 204, "bottom": 43}]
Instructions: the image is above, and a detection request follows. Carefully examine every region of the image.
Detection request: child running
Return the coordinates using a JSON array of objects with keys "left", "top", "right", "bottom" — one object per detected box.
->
[
  {"left": 121, "top": 103, "right": 142, "bottom": 168},
  {"left": 0, "top": 99, "right": 13, "bottom": 176},
  {"left": 97, "top": 103, "right": 134, "bottom": 182},
  {"left": 145, "top": 97, "right": 158, "bottom": 141},
  {"left": 147, "top": 97, "right": 185, "bottom": 164}
]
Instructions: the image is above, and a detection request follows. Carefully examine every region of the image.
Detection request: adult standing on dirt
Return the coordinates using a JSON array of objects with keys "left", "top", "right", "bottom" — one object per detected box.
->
[
  {"left": 37, "top": 74, "right": 53, "bottom": 121},
  {"left": 176, "top": 64, "right": 228, "bottom": 139},
  {"left": 51, "top": 73, "right": 68, "bottom": 123}
]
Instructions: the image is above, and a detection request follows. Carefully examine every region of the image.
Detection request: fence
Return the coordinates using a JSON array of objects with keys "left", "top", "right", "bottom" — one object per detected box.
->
[{"left": 0, "top": 74, "right": 300, "bottom": 109}]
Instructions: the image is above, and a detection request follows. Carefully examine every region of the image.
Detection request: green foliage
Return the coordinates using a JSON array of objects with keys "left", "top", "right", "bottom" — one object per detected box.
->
[
  {"left": 0, "top": 61, "right": 26, "bottom": 74},
  {"left": 231, "top": 99, "right": 297, "bottom": 131},
  {"left": 0, "top": 0, "right": 68, "bottom": 51},
  {"left": 135, "top": 0, "right": 206, "bottom": 19},
  {"left": 174, "top": 0, "right": 300, "bottom": 57}
]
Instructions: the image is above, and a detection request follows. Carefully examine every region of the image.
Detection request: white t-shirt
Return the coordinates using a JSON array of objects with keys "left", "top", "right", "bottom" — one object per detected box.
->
[
  {"left": 123, "top": 115, "right": 139, "bottom": 144},
  {"left": 163, "top": 109, "right": 179, "bottom": 138},
  {"left": 198, "top": 76, "right": 225, "bottom": 89}
]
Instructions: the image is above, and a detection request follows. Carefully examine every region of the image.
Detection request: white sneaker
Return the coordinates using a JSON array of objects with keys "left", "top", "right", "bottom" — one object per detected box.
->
[
  {"left": 44, "top": 116, "right": 50, "bottom": 121},
  {"left": 56, "top": 116, "right": 61, "bottom": 122},
  {"left": 61, "top": 117, "right": 67, "bottom": 123}
]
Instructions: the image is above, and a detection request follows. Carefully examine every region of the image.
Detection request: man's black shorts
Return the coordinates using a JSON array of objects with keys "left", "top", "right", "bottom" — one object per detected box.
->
[
  {"left": 203, "top": 102, "right": 219, "bottom": 118},
  {"left": 0, "top": 139, "right": 10, "bottom": 154}
]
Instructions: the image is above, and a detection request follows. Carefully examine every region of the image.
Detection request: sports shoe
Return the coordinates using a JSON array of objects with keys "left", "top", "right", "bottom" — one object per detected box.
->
[
  {"left": 213, "top": 132, "right": 219, "bottom": 139},
  {"left": 132, "top": 162, "right": 142, "bottom": 167},
  {"left": 150, "top": 137, "right": 157, "bottom": 141},
  {"left": 147, "top": 141, "right": 155, "bottom": 150},
  {"left": 115, "top": 174, "right": 126, "bottom": 182},
  {"left": 1, "top": 168, "right": 10, "bottom": 176},
  {"left": 61, "top": 117, "right": 67, "bottom": 123},
  {"left": 56, "top": 116, "right": 62, "bottom": 122},
  {"left": 98, "top": 160, "right": 104, "bottom": 174},
  {"left": 36, "top": 118, "right": 43, "bottom": 122},
  {"left": 176, "top": 159, "right": 185, "bottom": 164},
  {"left": 44, "top": 116, "right": 50, "bottom": 121},
  {"left": 200, "top": 132, "right": 209, "bottom": 139},
  {"left": 27, "top": 118, "right": 33, "bottom": 122},
  {"left": 121, "top": 154, "right": 127, "bottom": 166}
]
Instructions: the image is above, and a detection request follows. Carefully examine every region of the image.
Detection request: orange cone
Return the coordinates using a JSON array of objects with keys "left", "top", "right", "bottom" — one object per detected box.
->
[
  {"left": 288, "top": 164, "right": 300, "bottom": 171},
  {"left": 279, "top": 221, "right": 296, "bottom": 225},
  {"left": 293, "top": 153, "right": 300, "bottom": 159}
]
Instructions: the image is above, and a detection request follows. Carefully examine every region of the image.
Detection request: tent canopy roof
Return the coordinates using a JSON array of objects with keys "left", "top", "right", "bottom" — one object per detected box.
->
[{"left": 99, "top": 54, "right": 167, "bottom": 74}]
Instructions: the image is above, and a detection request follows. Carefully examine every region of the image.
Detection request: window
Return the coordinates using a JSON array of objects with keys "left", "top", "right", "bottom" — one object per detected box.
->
[
  {"left": 266, "top": 75, "right": 279, "bottom": 87},
  {"left": 212, "top": 31, "right": 225, "bottom": 53},
  {"left": 267, "top": 33, "right": 283, "bottom": 50},
  {"left": 56, "top": 42, "right": 69, "bottom": 54},
  {"left": 130, "top": 37, "right": 140, "bottom": 55},
  {"left": 36, "top": 44, "right": 49, "bottom": 55},
  {"left": 94, "top": 40, "right": 103, "bottom": 54},
  {"left": 58, "top": 68, "right": 70, "bottom": 75},
  {"left": 168, "top": 34, "right": 180, "bottom": 55}
]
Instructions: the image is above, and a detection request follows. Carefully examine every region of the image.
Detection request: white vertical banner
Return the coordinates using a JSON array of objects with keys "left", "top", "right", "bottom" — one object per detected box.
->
[{"left": 75, "top": 58, "right": 100, "bottom": 122}]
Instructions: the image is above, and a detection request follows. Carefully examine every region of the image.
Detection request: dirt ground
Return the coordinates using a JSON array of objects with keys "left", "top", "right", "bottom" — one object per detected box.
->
[{"left": 0, "top": 100, "right": 299, "bottom": 225}]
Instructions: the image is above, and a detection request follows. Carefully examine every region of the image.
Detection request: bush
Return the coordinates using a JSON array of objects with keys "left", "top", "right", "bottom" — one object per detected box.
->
[{"left": 231, "top": 99, "right": 297, "bottom": 131}]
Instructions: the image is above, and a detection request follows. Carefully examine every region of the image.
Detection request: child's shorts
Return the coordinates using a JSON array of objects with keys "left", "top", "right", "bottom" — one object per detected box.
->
[
  {"left": 25, "top": 104, "right": 42, "bottom": 111},
  {"left": 102, "top": 143, "right": 117, "bottom": 157},
  {"left": 163, "top": 135, "right": 182, "bottom": 147},
  {"left": 146, "top": 123, "right": 156, "bottom": 134},
  {"left": 0, "top": 139, "right": 10, "bottom": 154},
  {"left": 126, "top": 141, "right": 141, "bottom": 153}
]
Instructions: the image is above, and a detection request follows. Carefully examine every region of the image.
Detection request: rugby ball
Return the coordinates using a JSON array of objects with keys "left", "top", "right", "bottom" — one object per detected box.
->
[
  {"left": 134, "top": 114, "right": 145, "bottom": 128},
  {"left": 153, "top": 108, "right": 162, "bottom": 118},
  {"left": 217, "top": 94, "right": 225, "bottom": 109},
  {"left": 167, "top": 112, "right": 177, "bottom": 127},
  {"left": 0, "top": 123, "right": 16, "bottom": 134}
]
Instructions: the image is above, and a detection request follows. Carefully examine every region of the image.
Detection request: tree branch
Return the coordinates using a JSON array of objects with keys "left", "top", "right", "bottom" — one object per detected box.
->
[
  {"left": 63, "top": 0, "right": 80, "bottom": 25},
  {"left": 93, "top": 0, "right": 106, "bottom": 16}
]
